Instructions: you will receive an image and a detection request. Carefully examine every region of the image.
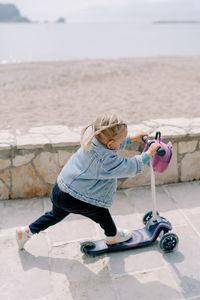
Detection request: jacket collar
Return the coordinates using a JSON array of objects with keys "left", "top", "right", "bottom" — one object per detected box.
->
[{"left": 91, "top": 138, "right": 117, "bottom": 156}]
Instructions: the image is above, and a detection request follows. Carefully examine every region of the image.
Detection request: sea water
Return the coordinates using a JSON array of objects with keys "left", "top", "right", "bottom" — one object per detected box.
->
[{"left": 0, "top": 21, "right": 200, "bottom": 63}]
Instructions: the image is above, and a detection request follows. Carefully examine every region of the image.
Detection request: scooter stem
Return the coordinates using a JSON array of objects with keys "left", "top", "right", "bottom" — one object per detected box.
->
[{"left": 150, "top": 160, "right": 158, "bottom": 221}]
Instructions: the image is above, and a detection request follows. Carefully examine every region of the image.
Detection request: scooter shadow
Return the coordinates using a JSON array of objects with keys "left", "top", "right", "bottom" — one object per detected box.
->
[{"left": 83, "top": 242, "right": 185, "bottom": 299}]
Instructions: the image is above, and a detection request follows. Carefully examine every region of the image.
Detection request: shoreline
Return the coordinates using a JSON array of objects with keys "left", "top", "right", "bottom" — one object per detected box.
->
[
  {"left": 1, "top": 55, "right": 200, "bottom": 65},
  {"left": 0, "top": 56, "right": 200, "bottom": 132}
]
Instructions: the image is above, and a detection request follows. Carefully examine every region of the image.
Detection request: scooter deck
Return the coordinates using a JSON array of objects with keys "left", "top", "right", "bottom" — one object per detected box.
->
[
  {"left": 81, "top": 228, "right": 153, "bottom": 255},
  {"left": 81, "top": 216, "right": 172, "bottom": 255}
]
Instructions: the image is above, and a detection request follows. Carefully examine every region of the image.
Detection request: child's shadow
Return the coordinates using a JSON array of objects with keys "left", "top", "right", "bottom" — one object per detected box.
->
[
  {"left": 18, "top": 249, "right": 111, "bottom": 299},
  {"left": 163, "top": 250, "right": 200, "bottom": 299},
  {"left": 18, "top": 246, "right": 187, "bottom": 300}
]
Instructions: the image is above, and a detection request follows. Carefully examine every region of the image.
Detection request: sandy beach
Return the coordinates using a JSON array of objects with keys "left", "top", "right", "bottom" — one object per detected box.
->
[{"left": 0, "top": 57, "right": 200, "bottom": 132}]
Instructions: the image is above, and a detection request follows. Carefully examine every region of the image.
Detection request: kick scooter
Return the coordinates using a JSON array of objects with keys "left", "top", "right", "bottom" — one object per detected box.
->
[{"left": 80, "top": 135, "right": 179, "bottom": 255}]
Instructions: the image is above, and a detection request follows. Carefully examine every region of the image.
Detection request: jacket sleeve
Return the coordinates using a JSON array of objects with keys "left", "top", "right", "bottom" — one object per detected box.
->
[{"left": 99, "top": 153, "right": 144, "bottom": 179}]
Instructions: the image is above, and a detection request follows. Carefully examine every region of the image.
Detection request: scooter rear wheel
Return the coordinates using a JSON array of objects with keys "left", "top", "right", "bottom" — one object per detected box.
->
[
  {"left": 80, "top": 241, "right": 95, "bottom": 253},
  {"left": 160, "top": 233, "right": 179, "bottom": 252}
]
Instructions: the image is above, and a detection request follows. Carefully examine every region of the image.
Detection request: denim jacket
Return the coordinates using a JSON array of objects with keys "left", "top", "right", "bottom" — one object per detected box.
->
[{"left": 57, "top": 136, "right": 150, "bottom": 208}]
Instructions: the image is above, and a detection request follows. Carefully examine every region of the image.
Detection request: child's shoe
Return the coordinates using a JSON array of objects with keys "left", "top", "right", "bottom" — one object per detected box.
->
[
  {"left": 16, "top": 226, "right": 32, "bottom": 249},
  {"left": 106, "top": 228, "right": 132, "bottom": 245}
]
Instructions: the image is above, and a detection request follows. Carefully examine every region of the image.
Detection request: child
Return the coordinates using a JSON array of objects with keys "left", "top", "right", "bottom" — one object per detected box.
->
[{"left": 16, "top": 113, "right": 161, "bottom": 249}]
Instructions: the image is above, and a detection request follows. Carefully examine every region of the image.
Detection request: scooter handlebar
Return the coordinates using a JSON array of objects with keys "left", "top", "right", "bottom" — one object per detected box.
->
[{"left": 142, "top": 136, "right": 166, "bottom": 157}]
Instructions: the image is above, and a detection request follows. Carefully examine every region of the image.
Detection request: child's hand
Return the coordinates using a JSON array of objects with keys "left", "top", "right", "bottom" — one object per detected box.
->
[
  {"left": 130, "top": 133, "right": 149, "bottom": 144},
  {"left": 146, "top": 142, "right": 161, "bottom": 157}
]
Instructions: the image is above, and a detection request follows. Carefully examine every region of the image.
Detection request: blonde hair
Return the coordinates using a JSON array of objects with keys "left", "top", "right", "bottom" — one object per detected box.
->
[{"left": 81, "top": 113, "right": 127, "bottom": 151}]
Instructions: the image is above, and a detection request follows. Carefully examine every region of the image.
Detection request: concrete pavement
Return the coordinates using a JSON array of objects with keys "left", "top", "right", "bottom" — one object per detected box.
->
[{"left": 0, "top": 180, "right": 200, "bottom": 300}]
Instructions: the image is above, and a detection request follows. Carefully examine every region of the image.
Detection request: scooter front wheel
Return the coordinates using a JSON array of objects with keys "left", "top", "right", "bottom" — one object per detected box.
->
[
  {"left": 160, "top": 233, "right": 179, "bottom": 252},
  {"left": 142, "top": 211, "right": 159, "bottom": 225}
]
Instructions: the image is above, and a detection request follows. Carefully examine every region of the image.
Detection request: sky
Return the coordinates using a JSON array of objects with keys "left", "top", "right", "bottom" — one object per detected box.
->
[{"left": 0, "top": 0, "right": 200, "bottom": 22}]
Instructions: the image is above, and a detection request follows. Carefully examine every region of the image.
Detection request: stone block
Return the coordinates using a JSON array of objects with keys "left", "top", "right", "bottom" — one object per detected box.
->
[
  {"left": 0, "top": 170, "right": 10, "bottom": 187},
  {"left": 0, "top": 180, "right": 9, "bottom": 199},
  {"left": 107, "top": 213, "right": 143, "bottom": 237},
  {"left": 181, "top": 151, "right": 200, "bottom": 181},
  {"left": 165, "top": 181, "right": 200, "bottom": 212},
  {"left": 128, "top": 124, "right": 153, "bottom": 136},
  {"left": 143, "top": 119, "right": 159, "bottom": 129},
  {"left": 187, "top": 212, "right": 200, "bottom": 236},
  {"left": 111, "top": 190, "right": 136, "bottom": 215},
  {"left": 108, "top": 244, "right": 165, "bottom": 275},
  {"left": 128, "top": 184, "right": 172, "bottom": 213},
  {"left": 13, "top": 153, "right": 35, "bottom": 167},
  {"left": 11, "top": 164, "right": 47, "bottom": 198},
  {"left": 58, "top": 150, "right": 73, "bottom": 167},
  {"left": 46, "top": 127, "right": 80, "bottom": 147},
  {"left": 0, "top": 201, "right": 4, "bottom": 226},
  {"left": 0, "top": 144, "right": 10, "bottom": 150},
  {"left": 151, "top": 126, "right": 186, "bottom": 139},
  {"left": 16, "top": 133, "right": 49, "bottom": 149},
  {"left": 70, "top": 126, "right": 84, "bottom": 135},
  {"left": 0, "top": 198, "right": 44, "bottom": 229},
  {"left": 49, "top": 243, "right": 115, "bottom": 300},
  {"left": 33, "top": 152, "right": 61, "bottom": 184},
  {"left": 119, "top": 166, "right": 150, "bottom": 189},
  {"left": 164, "top": 225, "right": 200, "bottom": 299},
  {"left": 189, "top": 118, "right": 200, "bottom": 136},
  {"left": 0, "top": 158, "right": 10, "bottom": 170},
  {"left": 179, "top": 140, "right": 197, "bottom": 154},
  {"left": 29, "top": 125, "right": 69, "bottom": 135},
  {"left": 191, "top": 118, "right": 200, "bottom": 126},
  {"left": 0, "top": 235, "right": 50, "bottom": 300},
  {"left": 150, "top": 117, "right": 191, "bottom": 128},
  {"left": 189, "top": 128, "right": 200, "bottom": 136},
  {"left": 0, "top": 130, "right": 15, "bottom": 145},
  {"left": 47, "top": 217, "right": 98, "bottom": 245},
  {"left": 114, "top": 268, "right": 183, "bottom": 300},
  {"left": 50, "top": 133, "right": 80, "bottom": 147}
]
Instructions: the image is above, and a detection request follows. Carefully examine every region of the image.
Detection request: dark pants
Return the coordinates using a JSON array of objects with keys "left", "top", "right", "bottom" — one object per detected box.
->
[{"left": 29, "top": 183, "right": 117, "bottom": 237}]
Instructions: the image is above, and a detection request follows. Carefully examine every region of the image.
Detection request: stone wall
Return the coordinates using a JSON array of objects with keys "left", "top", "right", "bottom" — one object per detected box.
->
[{"left": 0, "top": 118, "right": 200, "bottom": 200}]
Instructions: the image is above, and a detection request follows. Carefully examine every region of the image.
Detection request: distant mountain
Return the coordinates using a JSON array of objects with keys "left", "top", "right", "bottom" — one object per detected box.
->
[
  {"left": 0, "top": 3, "right": 31, "bottom": 23},
  {"left": 55, "top": 17, "right": 66, "bottom": 23}
]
